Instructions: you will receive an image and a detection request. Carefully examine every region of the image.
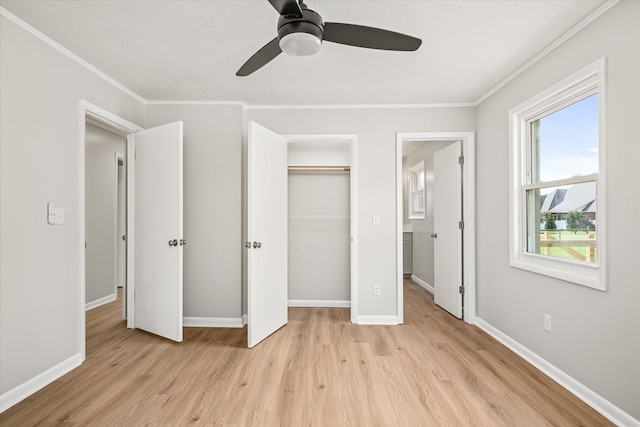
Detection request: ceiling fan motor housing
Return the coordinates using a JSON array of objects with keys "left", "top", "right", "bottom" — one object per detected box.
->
[{"left": 277, "top": 8, "right": 324, "bottom": 56}]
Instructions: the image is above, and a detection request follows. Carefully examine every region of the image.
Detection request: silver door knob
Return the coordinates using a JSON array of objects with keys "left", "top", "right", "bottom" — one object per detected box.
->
[
  {"left": 244, "top": 242, "right": 251, "bottom": 248},
  {"left": 179, "top": 239, "right": 186, "bottom": 246},
  {"left": 253, "top": 241, "right": 262, "bottom": 249},
  {"left": 431, "top": 233, "right": 438, "bottom": 238},
  {"left": 122, "top": 235, "right": 126, "bottom": 241},
  {"left": 168, "top": 239, "right": 177, "bottom": 246}
]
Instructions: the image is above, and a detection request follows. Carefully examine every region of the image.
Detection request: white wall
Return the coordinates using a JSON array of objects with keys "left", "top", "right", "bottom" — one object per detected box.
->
[
  {"left": 403, "top": 141, "right": 453, "bottom": 286},
  {"left": 0, "top": 14, "right": 144, "bottom": 402},
  {"left": 85, "top": 123, "right": 124, "bottom": 305},
  {"left": 475, "top": 1, "right": 639, "bottom": 420},
  {"left": 144, "top": 104, "right": 243, "bottom": 320},
  {"left": 247, "top": 107, "right": 476, "bottom": 317}
]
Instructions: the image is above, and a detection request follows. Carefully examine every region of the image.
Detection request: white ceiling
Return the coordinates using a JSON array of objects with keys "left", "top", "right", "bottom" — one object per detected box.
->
[{"left": 1, "top": 0, "right": 607, "bottom": 105}]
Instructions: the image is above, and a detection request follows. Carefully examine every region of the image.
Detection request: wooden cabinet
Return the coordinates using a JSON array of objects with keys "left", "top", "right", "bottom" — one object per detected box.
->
[{"left": 403, "top": 232, "right": 412, "bottom": 277}]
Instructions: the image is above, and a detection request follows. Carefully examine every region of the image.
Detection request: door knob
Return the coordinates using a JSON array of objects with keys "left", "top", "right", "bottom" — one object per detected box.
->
[
  {"left": 179, "top": 239, "right": 186, "bottom": 246},
  {"left": 122, "top": 235, "right": 126, "bottom": 241},
  {"left": 168, "top": 239, "right": 177, "bottom": 246},
  {"left": 244, "top": 242, "right": 251, "bottom": 248},
  {"left": 253, "top": 241, "right": 262, "bottom": 249},
  {"left": 431, "top": 233, "right": 438, "bottom": 238}
]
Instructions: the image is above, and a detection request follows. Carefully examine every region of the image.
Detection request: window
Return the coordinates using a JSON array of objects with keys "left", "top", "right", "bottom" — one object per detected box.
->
[
  {"left": 408, "top": 161, "right": 425, "bottom": 219},
  {"left": 509, "top": 58, "right": 606, "bottom": 290}
]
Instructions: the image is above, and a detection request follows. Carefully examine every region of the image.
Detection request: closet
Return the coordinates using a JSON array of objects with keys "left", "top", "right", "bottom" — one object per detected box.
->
[{"left": 287, "top": 139, "right": 352, "bottom": 308}]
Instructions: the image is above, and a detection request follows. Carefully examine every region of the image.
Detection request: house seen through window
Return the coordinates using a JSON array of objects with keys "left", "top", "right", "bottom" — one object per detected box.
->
[{"left": 527, "top": 94, "right": 598, "bottom": 264}]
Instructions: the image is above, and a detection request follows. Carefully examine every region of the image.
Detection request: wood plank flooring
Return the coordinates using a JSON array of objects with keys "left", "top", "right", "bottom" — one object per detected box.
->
[{"left": 1, "top": 280, "right": 612, "bottom": 426}]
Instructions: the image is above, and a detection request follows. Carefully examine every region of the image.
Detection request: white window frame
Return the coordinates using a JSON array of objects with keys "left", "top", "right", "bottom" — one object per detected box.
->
[
  {"left": 408, "top": 161, "right": 426, "bottom": 219},
  {"left": 508, "top": 58, "right": 607, "bottom": 291}
]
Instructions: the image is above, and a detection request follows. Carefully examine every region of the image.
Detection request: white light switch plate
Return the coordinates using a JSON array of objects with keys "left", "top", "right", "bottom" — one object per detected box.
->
[{"left": 47, "top": 202, "right": 56, "bottom": 225}]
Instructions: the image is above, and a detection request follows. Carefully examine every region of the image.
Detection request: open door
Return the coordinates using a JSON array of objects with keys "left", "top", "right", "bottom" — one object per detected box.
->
[
  {"left": 433, "top": 141, "right": 463, "bottom": 318},
  {"left": 247, "top": 121, "right": 288, "bottom": 348},
  {"left": 127, "top": 121, "right": 184, "bottom": 342}
]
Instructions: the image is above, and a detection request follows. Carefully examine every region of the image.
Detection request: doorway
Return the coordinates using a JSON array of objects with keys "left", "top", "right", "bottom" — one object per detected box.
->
[
  {"left": 287, "top": 138, "right": 354, "bottom": 311},
  {"left": 245, "top": 124, "right": 359, "bottom": 348},
  {"left": 79, "top": 100, "right": 142, "bottom": 361},
  {"left": 395, "top": 132, "right": 476, "bottom": 323}
]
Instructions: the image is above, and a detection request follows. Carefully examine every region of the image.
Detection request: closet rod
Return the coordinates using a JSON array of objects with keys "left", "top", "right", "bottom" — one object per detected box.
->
[{"left": 288, "top": 166, "right": 350, "bottom": 172}]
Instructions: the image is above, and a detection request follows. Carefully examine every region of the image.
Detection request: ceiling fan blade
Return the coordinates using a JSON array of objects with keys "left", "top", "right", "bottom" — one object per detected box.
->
[
  {"left": 323, "top": 22, "right": 422, "bottom": 51},
  {"left": 267, "top": 0, "right": 302, "bottom": 17},
  {"left": 236, "top": 38, "right": 282, "bottom": 77}
]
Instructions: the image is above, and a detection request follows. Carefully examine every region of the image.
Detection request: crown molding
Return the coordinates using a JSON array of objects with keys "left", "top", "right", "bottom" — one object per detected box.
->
[
  {"left": 0, "top": 7, "right": 146, "bottom": 104},
  {"left": 245, "top": 103, "right": 475, "bottom": 110},
  {"left": 145, "top": 100, "right": 246, "bottom": 106},
  {"left": 3, "top": 0, "right": 620, "bottom": 110},
  {"left": 473, "top": 0, "right": 619, "bottom": 106}
]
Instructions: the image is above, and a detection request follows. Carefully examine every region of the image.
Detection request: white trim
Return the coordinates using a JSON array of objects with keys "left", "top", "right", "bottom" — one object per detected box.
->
[
  {"left": 146, "top": 100, "right": 246, "bottom": 106},
  {"left": 79, "top": 100, "right": 142, "bottom": 362},
  {"left": 183, "top": 317, "right": 245, "bottom": 328},
  {"left": 410, "top": 275, "right": 434, "bottom": 294},
  {"left": 0, "top": 7, "right": 145, "bottom": 104},
  {"left": 241, "top": 314, "right": 248, "bottom": 326},
  {"left": 246, "top": 103, "right": 475, "bottom": 110},
  {"left": 288, "top": 300, "right": 351, "bottom": 308},
  {"left": 355, "top": 315, "right": 400, "bottom": 325},
  {"left": 508, "top": 58, "right": 606, "bottom": 291},
  {"left": 85, "top": 293, "right": 117, "bottom": 311},
  {"left": 0, "top": 353, "right": 82, "bottom": 413},
  {"left": 282, "top": 133, "right": 359, "bottom": 324},
  {"left": 396, "top": 131, "right": 477, "bottom": 324},
  {"left": 474, "top": 0, "right": 619, "bottom": 105},
  {"left": 474, "top": 318, "right": 640, "bottom": 427}
]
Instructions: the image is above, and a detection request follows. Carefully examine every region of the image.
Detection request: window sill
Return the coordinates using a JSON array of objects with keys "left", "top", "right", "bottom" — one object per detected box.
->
[{"left": 509, "top": 253, "right": 605, "bottom": 291}]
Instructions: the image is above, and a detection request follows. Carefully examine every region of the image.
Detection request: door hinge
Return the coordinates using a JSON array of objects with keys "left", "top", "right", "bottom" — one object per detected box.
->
[
  {"left": 458, "top": 220, "right": 464, "bottom": 230},
  {"left": 459, "top": 286, "right": 465, "bottom": 295},
  {"left": 458, "top": 155, "right": 464, "bottom": 165}
]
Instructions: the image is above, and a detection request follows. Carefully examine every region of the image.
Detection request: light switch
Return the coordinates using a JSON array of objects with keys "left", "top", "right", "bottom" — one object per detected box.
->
[
  {"left": 47, "top": 202, "right": 56, "bottom": 225},
  {"left": 372, "top": 213, "right": 381, "bottom": 226}
]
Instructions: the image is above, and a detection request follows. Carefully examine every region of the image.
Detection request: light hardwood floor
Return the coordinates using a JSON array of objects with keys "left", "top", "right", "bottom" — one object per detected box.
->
[{"left": 1, "top": 280, "right": 612, "bottom": 426}]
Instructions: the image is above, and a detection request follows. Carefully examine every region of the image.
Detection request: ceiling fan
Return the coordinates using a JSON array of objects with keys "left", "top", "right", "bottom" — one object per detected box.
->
[{"left": 236, "top": 0, "right": 422, "bottom": 76}]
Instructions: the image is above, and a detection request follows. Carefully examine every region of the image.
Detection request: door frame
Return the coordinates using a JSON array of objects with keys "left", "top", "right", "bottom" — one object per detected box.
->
[
  {"left": 395, "top": 131, "right": 476, "bottom": 323},
  {"left": 283, "top": 134, "right": 359, "bottom": 323},
  {"left": 79, "top": 100, "right": 142, "bottom": 361},
  {"left": 114, "top": 152, "right": 125, "bottom": 315}
]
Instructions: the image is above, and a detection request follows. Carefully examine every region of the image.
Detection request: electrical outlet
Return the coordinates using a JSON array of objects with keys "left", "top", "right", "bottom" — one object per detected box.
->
[
  {"left": 373, "top": 285, "right": 381, "bottom": 296},
  {"left": 544, "top": 314, "right": 552, "bottom": 332}
]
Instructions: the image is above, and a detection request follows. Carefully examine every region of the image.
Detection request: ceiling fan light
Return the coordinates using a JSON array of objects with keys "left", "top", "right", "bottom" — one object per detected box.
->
[{"left": 279, "top": 32, "right": 321, "bottom": 57}]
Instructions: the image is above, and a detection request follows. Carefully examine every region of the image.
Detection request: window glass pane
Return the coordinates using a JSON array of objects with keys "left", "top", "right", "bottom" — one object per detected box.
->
[
  {"left": 526, "top": 181, "right": 597, "bottom": 264},
  {"left": 531, "top": 94, "right": 598, "bottom": 183}
]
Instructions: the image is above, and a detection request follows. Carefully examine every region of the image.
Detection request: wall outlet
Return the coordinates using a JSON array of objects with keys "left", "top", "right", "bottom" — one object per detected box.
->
[
  {"left": 544, "top": 314, "right": 552, "bottom": 332},
  {"left": 373, "top": 285, "right": 381, "bottom": 296}
]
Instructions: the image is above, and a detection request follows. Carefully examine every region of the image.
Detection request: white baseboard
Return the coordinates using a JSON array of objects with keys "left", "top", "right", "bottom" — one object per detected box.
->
[
  {"left": 410, "top": 275, "right": 434, "bottom": 294},
  {"left": 85, "top": 293, "right": 117, "bottom": 311},
  {"left": 474, "top": 318, "right": 640, "bottom": 427},
  {"left": 288, "top": 299, "right": 351, "bottom": 308},
  {"left": 183, "top": 317, "right": 245, "bottom": 328},
  {"left": 355, "top": 315, "right": 400, "bottom": 325},
  {"left": 0, "top": 353, "right": 82, "bottom": 413}
]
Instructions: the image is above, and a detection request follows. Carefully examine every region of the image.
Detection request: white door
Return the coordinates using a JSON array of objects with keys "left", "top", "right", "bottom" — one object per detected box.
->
[
  {"left": 433, "top": 141, "right": 463, "bottom": 318},
  {"left": 127, "top": 121, "right": 184, "bottom": 342},
  {"left": 247, "top": 121, "right": 288, "bottom": 348}
]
